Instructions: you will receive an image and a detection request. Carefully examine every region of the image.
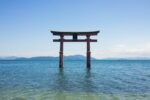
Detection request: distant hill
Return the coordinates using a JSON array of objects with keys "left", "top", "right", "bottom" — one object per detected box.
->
[
  {"left": 0, "top": 55, "right": 97, "bottom": 61},
  {"left": 0, "top": 56, "right": 18, "bottom": 60},
  {"left": 0, "top": 55, "right": 150, "bottom": 61}
]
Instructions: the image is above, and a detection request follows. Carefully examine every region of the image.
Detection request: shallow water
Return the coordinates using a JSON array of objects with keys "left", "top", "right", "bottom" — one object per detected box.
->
[{"left": 0, "top": 60, "right": 150, "bottom": 100}]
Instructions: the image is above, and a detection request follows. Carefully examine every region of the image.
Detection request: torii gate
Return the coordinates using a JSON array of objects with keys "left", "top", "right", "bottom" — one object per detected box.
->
[{"left": 51, "top": 31, "right": 99, "bottom": 68}]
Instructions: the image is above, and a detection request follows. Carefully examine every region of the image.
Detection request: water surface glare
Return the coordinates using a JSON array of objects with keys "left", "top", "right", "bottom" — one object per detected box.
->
[{"left": 0, "top": 60, "right": 150, "bottom": 100}]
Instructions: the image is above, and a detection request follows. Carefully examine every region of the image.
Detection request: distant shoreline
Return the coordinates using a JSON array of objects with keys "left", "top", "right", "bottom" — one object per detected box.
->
[
  {"left": 0, "top": 55, "right": 150, "bottom": 61},
  {"left": 0, "top": 59, "right": 150, "bottom": 61}
]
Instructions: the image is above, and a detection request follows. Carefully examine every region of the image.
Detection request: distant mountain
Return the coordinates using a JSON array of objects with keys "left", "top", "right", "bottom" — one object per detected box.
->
[
  {"left": 0, "top": 56, "right": 18, "bottom": 60},
  {"left": 0, "top": 55, "right": 97, "bottom": 61},
  {"left": 64, "top": 55, "right": 96, "bottom": 60},
  {"left": 0, "top": 55, "right": 150, "bottom": 61},
  {"left": 15, "top": 56, "right": 58, "bottom": 60}
]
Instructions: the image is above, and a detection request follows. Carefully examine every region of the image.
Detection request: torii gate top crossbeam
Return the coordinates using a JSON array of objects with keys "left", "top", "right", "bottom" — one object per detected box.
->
[
  {"left": 51, "top": 31, "right": 99, "bottom": 36},
  {"left": 51, "top": 31, "right": 99, "bottom": 42}
]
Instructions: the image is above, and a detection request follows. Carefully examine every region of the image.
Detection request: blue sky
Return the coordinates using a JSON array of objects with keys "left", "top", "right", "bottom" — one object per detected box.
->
[{"left": 0, "top": 0, "right": 150, "bottom": 58}]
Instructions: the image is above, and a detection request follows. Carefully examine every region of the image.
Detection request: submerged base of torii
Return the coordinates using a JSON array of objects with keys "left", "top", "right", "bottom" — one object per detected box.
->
[{"left": 51, "top": 31, "right": 99, "bottom": 68}]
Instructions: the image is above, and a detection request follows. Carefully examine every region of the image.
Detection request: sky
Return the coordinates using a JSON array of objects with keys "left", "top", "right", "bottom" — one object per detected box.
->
[{"left": 0, "top": 0, "right": 150, "bottom": 58}]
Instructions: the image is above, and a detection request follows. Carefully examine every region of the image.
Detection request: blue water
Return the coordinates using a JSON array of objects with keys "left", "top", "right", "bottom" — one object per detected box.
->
[{"left": 0, "top": 60, "right": 150, "bottom": 100}]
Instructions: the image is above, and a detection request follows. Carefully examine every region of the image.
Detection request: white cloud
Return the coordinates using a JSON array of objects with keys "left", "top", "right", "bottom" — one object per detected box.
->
[{"left": 93, "top": 43, "right": 150, "bottom": 58}]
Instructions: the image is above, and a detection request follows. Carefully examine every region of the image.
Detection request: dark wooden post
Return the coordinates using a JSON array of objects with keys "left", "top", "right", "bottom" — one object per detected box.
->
[
  {"left": 86, "top": 35, "right": 91, "bottom": 68},
  {"left": 59, "top": 35, "right": 64, "bottom": 68}
]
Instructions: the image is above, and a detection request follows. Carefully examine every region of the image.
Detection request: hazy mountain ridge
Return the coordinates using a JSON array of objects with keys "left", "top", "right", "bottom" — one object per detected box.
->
[
  {"left": 0, "top": 55, "right": 150, "bottom": 60},
  {"left": 0, "top": 55, "right": 96, "bottom": 60}
]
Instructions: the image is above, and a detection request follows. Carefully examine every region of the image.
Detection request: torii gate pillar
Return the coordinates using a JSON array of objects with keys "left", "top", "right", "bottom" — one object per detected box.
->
[
  {"left": 59, "top": 35, "right": 64, "bottom": 68},
  {"left": 51, "top": 31, "right": 99, "bottom": 68},
  {"left": 86, "top": 35, "right": 91, "bottom": 68}
]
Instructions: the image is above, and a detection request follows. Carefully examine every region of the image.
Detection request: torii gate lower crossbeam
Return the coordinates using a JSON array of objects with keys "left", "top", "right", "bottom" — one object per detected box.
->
[{"left": 51, "top": 31, "right": 99, "bottom": 68}]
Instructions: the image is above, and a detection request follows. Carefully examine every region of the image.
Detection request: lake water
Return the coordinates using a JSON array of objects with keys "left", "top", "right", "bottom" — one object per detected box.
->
[{"left": 0, "top": 60, "right": 150, "bottom": 100}]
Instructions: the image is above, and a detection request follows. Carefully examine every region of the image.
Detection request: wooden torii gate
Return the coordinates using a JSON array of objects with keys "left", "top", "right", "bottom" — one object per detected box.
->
[{"left": 51, "top": 31, "right": 99, "bottom": 68}]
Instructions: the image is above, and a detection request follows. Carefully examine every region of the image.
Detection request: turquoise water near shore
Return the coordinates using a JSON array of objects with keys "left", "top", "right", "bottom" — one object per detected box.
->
[{"left": 0, "top": 60, "right": 150, "bottom": 100}]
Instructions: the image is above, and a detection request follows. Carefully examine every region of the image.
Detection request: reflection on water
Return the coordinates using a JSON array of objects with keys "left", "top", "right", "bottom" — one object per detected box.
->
[
  {"left": 0, "top": 60, "right": 150, "bottom": 100},
  {"left": 83, "top": 69, "right": 93, "bottom": 93},
  {"left": 56, "top": 68, "right": 67, "bottom": 92},
  {"left": 54, "top": 68, "right": 93, "bottom": 93}
]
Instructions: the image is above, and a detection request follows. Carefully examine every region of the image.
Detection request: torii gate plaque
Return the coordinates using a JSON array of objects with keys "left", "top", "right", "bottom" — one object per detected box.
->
[{"left": 51, "top": 31, "right": 99, "bottom": 68}]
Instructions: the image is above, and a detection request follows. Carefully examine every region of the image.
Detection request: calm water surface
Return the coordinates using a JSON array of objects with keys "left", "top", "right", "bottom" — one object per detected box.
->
[{"left": 0, "top": 60, "right": 150, "bottom": 100}]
